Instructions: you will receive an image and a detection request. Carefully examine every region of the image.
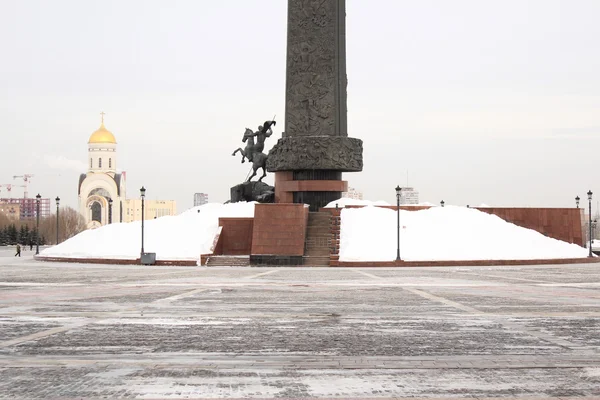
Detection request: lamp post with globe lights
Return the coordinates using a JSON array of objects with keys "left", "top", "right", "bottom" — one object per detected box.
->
[
  {"left": 575, "top": 196, "right": 580, "bottom": 209},
  {"left": 440, "top": 200, "right": 445, "bottom": 208},
  {"left": 55, "top": 197, "right": 60, "bottom": 245},
  {"left": 35, "top": 194, "right": 41, "bottom": 255},
  {"left": 395, "top": 185, "right": 402, "bottom": 261},
  {"left": 588, "top": 190, "right": 593, "bottom": 257},
  {"left": 140, "top": 187, "right": 146, "bottom": 260}
]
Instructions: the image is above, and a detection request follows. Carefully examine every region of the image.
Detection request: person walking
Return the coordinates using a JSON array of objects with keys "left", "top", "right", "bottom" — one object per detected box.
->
[{"left": 14, "top": 244, "right": 21, "bottom": 257}]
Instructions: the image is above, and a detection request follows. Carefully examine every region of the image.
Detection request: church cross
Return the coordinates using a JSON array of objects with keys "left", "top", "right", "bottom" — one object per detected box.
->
[{"left": 100, "top": 111, "right": 105, "bottom": 124}]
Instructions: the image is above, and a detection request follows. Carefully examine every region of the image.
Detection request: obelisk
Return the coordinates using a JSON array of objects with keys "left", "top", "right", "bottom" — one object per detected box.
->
[{"left": 267, "top": 0, "right": 363, "bottom": 211}]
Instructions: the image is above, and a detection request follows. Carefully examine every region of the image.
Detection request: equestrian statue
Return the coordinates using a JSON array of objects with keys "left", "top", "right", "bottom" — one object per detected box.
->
[
  {"left": 229, "top": 119, "right": 276, "bottom": 204},
  {"left": 232, "top": 120, "right": 275, "bottom": 182}
]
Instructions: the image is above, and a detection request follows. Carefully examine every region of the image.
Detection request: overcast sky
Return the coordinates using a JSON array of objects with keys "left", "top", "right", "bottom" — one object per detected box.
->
[{"left": 1, "top": 0, "right": 599, "bottom": 211}]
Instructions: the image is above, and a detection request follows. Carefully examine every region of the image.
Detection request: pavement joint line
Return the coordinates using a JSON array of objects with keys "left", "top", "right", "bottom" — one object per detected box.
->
[
  {"left": 0, "top": 322, "right": 88, "bottom": 348},
  {"left": 152, "top": 288, "right": 208, "bottom": 303},
  {"left": 1, "top": 357, "right": 598, "bottom": 370},
  {"left": 456, "top": 271, "right": 555, "bottom": 284},
  {"left": 353, "top": 270, "right": 384, "bottom": 280},
  {"left": 496, "top": 320, "right": 578, "bottom": 349},
  {"left": 112, "top": 282, "right": 508, "bottom": 288},
  {"left": 403, "top": 287, "right": 483, "bottom": 314},
  {"left": 539, "top": 282, "right": 600, "bottom": 287},
  {"left": 244, "top": 269, "right": 281, "bottom": 279},
  {"left": 404, "top": 288, "right": 577, "bottom": 349}
]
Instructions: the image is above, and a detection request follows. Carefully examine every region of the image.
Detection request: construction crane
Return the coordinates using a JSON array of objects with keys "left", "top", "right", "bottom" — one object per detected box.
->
[
  {"left": 0, "top": 184, "right": 12, "bottom": 198},
  {"left": 14, "top": 185, "right": 26, "bottom": 197},
  {"left": 13, "top": 174, "right": 34, "bottom": 199}
]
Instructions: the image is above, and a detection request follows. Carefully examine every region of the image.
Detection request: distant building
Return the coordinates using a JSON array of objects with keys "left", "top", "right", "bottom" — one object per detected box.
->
[
  {"left": 194, "top": 193, "right": 209, "bottom": 207},
  {"left": 78, "top": 114, "right": 177, "bottom": 228},
  {"left": 399, "top": 187, "right": 419, "bottom": 205},
  {"left": 342, "top": 187, "right": 363, "bottom": 200},
  {"left": 0, "top": 198, "right": 50, "bottom": 220},
  {"left": 123, "top": 199, "right": 177, "bottom": 222}
]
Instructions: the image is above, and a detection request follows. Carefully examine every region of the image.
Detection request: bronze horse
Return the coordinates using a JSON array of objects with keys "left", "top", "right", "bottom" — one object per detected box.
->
[{"left": 232, "top": 128, "right": 268, "bottom": 182}]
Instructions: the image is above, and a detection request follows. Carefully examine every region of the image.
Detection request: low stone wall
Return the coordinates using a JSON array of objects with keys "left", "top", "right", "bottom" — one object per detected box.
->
[
  {"left": 35, "top": 254, "right": 599, "bottom": 268},
  {"left": 476, "top": 207, "right": 584, "bottom": 246},
  {"left": 35, "top": 256, "right": 197, "bottom": 266},
  {"left": 331, "top": 257, "right": 600, "bottom": 268},
  {"left": 326, "top": 205, "right": 585, "bottom": 247}
]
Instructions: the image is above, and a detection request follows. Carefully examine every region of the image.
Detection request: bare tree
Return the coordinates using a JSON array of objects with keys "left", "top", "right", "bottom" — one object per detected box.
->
[
  {"left": 40, "top": 206, "right": 86, "bottom": 244},
  {"left": 60, "top": 206, "right": 86, "bottom": 242}
]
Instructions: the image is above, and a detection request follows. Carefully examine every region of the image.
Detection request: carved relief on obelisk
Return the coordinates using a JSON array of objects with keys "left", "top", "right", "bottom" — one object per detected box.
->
[
  {"left": 268, "top": 0, "right": 362, "bottom": 173},
  {"left": 285, "top": 0, "right": 341, "bottom": 137},
  {"left": 267, "top": 0, "right": 362, "bottom": 210}
]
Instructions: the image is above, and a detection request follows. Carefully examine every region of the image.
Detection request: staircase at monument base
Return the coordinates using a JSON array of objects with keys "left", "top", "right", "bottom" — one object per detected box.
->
[
  {"left": 303, "top": 212, "right": 332, "bottom": 266},
  {"left": 206, "top": 255, "right": 250, "bottom": 267}
]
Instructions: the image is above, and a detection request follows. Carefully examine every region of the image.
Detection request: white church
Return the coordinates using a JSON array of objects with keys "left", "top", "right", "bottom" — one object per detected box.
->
[{"left": 78, "top": 115, "right": 176, "bottom": 229}]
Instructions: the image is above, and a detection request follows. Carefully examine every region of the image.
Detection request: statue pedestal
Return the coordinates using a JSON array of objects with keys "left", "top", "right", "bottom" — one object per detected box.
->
[{"left": 274, "top": 171, "right": 348, "bottom": 211}]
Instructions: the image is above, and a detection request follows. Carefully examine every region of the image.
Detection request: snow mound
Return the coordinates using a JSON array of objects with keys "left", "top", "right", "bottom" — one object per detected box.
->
[
  {"left": 41, "top": 202, "right": 256, "bottom": 261},
  {"left": 41, "top": 202, "right": 589, "bottom": 263},
  {"left": 324, "top": 197, "right": 390, "bottom": 208},
  {"left": 340, "top": 205, "right": 588, "bottom": 261}
]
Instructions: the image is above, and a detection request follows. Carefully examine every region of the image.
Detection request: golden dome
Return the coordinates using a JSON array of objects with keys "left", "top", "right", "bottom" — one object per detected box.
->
[{"left": 88, "top": 123, "right": 117, "bottom": 144}]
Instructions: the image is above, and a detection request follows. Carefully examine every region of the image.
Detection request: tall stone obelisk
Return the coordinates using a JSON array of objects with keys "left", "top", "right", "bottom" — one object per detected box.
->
[{"left": 267, "top": 0, "right": 363, "bottom": 211}]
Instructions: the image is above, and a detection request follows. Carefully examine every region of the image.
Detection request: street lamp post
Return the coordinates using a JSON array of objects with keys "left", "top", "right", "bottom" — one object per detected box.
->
[
  {"left": 35, "top": 194, "right": 41, "bottom": 255},
  {"left": 588, "top": 190, "right": 593, "bottom": 257},
  {"left": 140, "top": 186, "right": 146, "bottom": 260},
  {"left": 440, "top": 200, "right": 445, "bottom": 207},
  {"left": 575, "top": 196, "right": 580, "bottom": 209},
  {"left": 395, "top": 185, "right": 401, "bottom": 261},
  {"left": 108, "top": 198, "right": 113, "bottom": 224},
  {"left": 55, "top": 196, "right": 60, "bottom": 245}
]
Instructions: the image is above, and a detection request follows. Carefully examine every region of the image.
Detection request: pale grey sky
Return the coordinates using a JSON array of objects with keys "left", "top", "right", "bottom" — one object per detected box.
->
[{"left": 1, "top": 0, "right": 599, "bottom": 210}]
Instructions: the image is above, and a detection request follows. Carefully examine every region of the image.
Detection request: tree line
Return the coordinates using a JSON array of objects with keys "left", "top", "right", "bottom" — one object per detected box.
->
[{"left": 0, "top": 206, "right": 86, "bottom": 246}]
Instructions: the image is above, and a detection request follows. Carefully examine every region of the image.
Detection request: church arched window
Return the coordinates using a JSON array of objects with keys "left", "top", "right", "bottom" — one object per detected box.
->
[
  {"left": 109, "top": 158, "right": 112, "bottom": 168},
  {"left": 91, "top": 201, "right": 102, "bottom": 223},
  {"left": 90, "top": 158, "right": 92, "bottom": 168},
  {"left": 99, "top": 158, "right": 102, "bottom": 168}
]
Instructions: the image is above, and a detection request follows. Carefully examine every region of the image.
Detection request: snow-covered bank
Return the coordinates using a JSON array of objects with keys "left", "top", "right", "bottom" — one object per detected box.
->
[
  {"left": 41, "top": 201, "right": 588, "bottom": 263},
  {"left": 324, "top": 198, "right": 391, "bottom": 207},
  {"left": 40, "top": 203, "right": 255, "bottom": 260},
  {"left": 339, "top": 205, "right": 588, "bottom": 261}
]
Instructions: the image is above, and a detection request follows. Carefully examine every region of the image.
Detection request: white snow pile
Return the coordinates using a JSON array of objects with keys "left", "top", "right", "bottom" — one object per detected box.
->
[
  {"left": 324, "top": 197, "right": 390, "bottom": 208},
  {"left": 40, "top": 202, "right": 256, "bottom": 261},
  {"left": 40, "top": 201, "right": 589, "bottom": 263},
  {"left": 340, "top": 205, "right": 588, "bottom": 261}
]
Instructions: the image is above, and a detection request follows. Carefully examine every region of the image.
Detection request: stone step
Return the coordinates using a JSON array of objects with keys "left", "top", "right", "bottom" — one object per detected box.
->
[
  {"left": 308, "top": 220, "right": 330, "bottom": 225},
  {"left": 307, "top": 221, "right": 331, "bottom": 226},
  {"left": 305, "top": 237, "right": 331, "bottom": 245},
  {"left": 206, "top": 256, "right": 250, "bottom": 267},
  {"left": 305, "top": 212, "right": 332, "bottom": 260},
  {"left": 305, "top": 250, "right": 330, "bottom": 257},
  {"left": 308, "top": 224, "right": 330, "bottom": 228},
  {"left": 306, "top": 230, "right": 331, "bottom": 236},
  {"left": 303, "top": 256, "right": 330, "bottom": 267}
]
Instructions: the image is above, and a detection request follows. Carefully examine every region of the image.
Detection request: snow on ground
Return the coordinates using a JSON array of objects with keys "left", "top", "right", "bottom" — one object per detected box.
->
[
  {"left": 339, "top": 205, "right": 589, "bottom": 261},
  {"left": 40, "top": 202, "right": 255, "bottom": 261},
  {"left": 324, "top": 197, "right": 390, "bottom": 207},
  {"left": 40, "top": 200, "right": 589, "bottom": 262}
]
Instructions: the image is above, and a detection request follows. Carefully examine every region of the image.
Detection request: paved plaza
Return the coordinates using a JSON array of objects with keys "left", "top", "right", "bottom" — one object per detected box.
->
[{"left": 0, "top": 249, "right": 599, "bottom": 399}]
